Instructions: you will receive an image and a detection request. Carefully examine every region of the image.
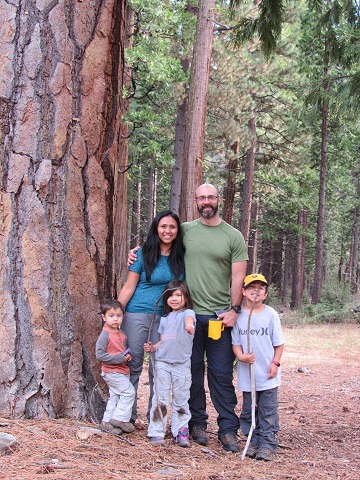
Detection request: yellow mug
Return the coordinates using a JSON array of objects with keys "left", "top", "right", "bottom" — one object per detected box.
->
[{"left": 208, "top": 318, "right": 224, "bottom": 340}]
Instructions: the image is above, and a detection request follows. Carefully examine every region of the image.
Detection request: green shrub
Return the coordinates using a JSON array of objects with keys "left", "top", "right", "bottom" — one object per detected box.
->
[{"left": 298, "top": 279, "right": 353, "bottom": 324}]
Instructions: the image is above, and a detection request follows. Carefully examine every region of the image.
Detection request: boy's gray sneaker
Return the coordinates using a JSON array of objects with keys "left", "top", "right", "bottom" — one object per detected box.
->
[
  {"left": 191, "top": 425, "right": 207, "bottom": 446},
  {"left": 218, "top": 433, "right": 240, "bottom": 453},
  {"left": 110, "top": 419, "right": 135, "bottom": 433},
  {"left": 100, "top": 421, "right": 123, "bottom": 435},
  {"left": 255, "top": 447, "right": 274, "bottom": 461},
  {"left": 245, "top": 444, "right": 258, "bottom": 458}
]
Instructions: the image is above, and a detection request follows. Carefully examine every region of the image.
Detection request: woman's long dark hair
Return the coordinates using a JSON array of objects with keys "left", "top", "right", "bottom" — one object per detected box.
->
[{"left": 142, "top": 210, "right": 185, "bottom": 281}]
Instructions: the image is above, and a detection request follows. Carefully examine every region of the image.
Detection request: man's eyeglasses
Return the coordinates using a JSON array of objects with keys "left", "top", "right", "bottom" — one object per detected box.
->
[{"left": 195, "top": 195, "right": 219, "bottom": 202}]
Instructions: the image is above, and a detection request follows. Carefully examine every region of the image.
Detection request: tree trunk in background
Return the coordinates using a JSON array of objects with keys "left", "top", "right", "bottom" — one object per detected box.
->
[
  {"left": 114, "top": 3, "right": 133, "bottom": 290},
  {"left": 180, "top": 0, "right": 215, "bottom": 221},
  {"left": 239, "top": 114, "right": 256, "bottom": 242},
  {"left": 282, "top": 234, "right": 293, "bottom": 304},
  {"left": 247, "top": 200, "right": 259, "bottom": 273},
  {"left": 259, "top": 237, "right": 272, "bottom": 280},
  {"left": 272, "top": 236, "right": 283, "bottom": 291},
  {"left": 291, "top": 209, "right": 307, "bottom": 308},
  {"left": 147, "top": 167, "right": 157, "bottom": 229},
  {"left": 0, "top": 0, "right": 127, "bottom": 420},
  {"left": 312, "top": 41, "right": 329, "bottom": 304},
  {"left": 131, "top": 179, "right": 141, "bottom": 248},
  {"left": 171, "top": 98, "right": 186, "bottom": 215},
  {"left": 349, "top": 154, "right": 360, "bottom": 292},
  {"left": 222, "top": 140, "right": 239, "bottom": 224},
  {"left": 170, "top": 58, "right": 190, "bottom": 215}
]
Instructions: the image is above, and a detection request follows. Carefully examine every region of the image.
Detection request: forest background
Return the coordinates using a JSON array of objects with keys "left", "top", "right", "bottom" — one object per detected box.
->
[{"left": 0, "top": 0, "right": 359, "bottom": 422}]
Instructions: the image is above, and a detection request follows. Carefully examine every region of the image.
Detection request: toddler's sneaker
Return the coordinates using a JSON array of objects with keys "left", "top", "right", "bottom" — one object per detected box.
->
[
  {"left": 109, "top": 419, "right": 135, "bottom": 433},
  {"left": 149, "top": 436, "right": 165, "bottom": 445},
  {"left": 177, "top": 427, "right": 190, "bottom": 447},
  {"left": 100, "top": 421, "right": 123, "bottom": 435}
]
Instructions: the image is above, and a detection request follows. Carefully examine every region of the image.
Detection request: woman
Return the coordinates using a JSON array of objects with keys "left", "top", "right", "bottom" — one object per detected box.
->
[{"left": 118, "top": 210, "right": 185, "bottom": 424}]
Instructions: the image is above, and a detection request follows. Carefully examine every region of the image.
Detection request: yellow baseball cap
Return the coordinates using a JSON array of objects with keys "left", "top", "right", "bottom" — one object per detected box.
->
[{"left": 243, "top": 273, "right": 268, "bottom": 288}]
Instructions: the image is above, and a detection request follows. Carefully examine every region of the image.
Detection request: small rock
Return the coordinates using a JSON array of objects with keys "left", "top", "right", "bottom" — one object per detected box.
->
[
  {"left": 0, "top": 433, "right": 19, "bottom": 455},
  {"left": 297, "top": 366, "right": 310, "bottom": 373},
  {"left": 76, "top": 426, "right": 101, "bottom": 440}
]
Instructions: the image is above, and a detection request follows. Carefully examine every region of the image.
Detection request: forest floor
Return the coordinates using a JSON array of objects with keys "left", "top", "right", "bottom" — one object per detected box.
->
[{"left": 0, "top": 322, "right": 359, "bottom": 480}]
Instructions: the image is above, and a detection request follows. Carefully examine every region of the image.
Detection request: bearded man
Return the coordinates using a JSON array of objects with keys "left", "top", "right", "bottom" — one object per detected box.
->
[{"left": 182, "top": 183, "right": 248, "bottom": 453}]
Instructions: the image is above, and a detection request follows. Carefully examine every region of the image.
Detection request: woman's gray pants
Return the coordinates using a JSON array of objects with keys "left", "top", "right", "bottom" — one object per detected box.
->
[{"left": 122, "top": 312, "right": 160, "bottom": 422}]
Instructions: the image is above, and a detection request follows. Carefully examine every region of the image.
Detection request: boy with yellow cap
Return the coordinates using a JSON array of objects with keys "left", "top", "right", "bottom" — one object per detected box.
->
[{"left": 232, "top": 274, "right": 284, "bottom": 461}]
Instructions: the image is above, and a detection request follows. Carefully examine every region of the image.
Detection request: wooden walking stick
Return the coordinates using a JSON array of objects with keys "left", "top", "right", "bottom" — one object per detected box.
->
[{"left": 241, "top": 288, "right": 260, "bottom": 461}]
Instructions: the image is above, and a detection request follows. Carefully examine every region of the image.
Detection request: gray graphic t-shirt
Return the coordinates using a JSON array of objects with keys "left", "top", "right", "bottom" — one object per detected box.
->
[
  {"left": 155, "top": 309, "right": 196, "bottom": 365},
  {"left": 232, "top": 305, "right": 284, "bottom": 392}
]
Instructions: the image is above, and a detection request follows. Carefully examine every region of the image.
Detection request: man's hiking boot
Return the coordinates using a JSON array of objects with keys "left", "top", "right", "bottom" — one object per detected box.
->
[
  {"left": 109, "top": 419, "right": 135, "bottom": 433},
  {"left": 255, "top": 447, "right": 274, "bottom": 461},
  {"left": 191, "top": 425, "right": 207, "bottom": 446},
  {"left": 218, "top": 433, "right": 240, "bottom": 453},
  {"left": 100, "top": 421, "right": 123, "bottom": 435},
  {"left": 177, "top": 427, "right": 190, "bottom": 447},
  {"left": 245, "top": 444, "right": 258, "bottom": 458}
]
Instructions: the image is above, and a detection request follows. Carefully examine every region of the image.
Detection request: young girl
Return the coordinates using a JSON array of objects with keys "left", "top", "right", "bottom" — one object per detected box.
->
[{"left": 144, "top": 280, "right": 196, "bottom": 447}]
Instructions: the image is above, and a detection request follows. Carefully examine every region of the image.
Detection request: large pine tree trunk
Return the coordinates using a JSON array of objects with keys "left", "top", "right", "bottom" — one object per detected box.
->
[
  {"left": 312, "top": 42, "right": 329, "bottom": 304},
  {"left": 239, "top": 114, "right": 256, "bottom": 242},
  {"left": 179, "top": 0, "right": 215, "bottom": 221},
  {"left": 170, "top": 58, "right": 190, "bottom": 215},
  {"left": 0, "top": 0, "right": 128, "bottom": 420}
]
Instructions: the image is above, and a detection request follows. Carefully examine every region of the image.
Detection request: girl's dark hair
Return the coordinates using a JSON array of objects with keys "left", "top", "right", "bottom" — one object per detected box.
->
[
  {"left": 100, "top": 299, "right": 125, "bottom": 315},
  {"left": 162, "top": 280, "right": 193, "bottom": 315},
  {"left": 142, "top": 210, "right": 185, "bottom": 281}
]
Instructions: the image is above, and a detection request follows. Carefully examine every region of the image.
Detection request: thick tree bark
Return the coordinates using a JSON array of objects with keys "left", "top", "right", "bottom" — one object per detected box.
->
[
  {"left": 179, "top": 0, "right": 215, "bottom": 221},
  {"left": 0, "top": 0, "right": 127, "bottom": 420}
]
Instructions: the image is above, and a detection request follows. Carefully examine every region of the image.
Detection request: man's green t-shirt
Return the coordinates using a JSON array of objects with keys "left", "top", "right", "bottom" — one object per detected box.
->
[{"left": 181, "top": 219, "right": 248, "bottom": 315}]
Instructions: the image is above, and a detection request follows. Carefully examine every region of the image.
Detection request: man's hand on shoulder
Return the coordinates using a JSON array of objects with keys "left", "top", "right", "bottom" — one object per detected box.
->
[{"left": 127, "top": 246, "right": 140, "bottom": 267}]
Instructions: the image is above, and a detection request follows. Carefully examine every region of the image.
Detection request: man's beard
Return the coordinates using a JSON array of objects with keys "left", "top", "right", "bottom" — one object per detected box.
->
[{"left": 198, "top": 203, "right": 218, "bottom": 219}]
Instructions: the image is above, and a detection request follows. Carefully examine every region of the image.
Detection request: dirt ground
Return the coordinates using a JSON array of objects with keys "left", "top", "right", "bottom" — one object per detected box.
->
[{"left": 1, "top": 323, "right": 359, "bottom": 480}]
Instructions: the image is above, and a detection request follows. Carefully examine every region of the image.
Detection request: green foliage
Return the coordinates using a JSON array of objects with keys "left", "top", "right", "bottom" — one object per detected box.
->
[
  {"left": 301, "top": 279, "right": 352, "bottom": 323},
  {"left": 125, "top": 0, "right": 196, "bottom": 211},
  {"left": 124, "top": 0, "right": 359, "bottom": 307},
  {"left": 230, "top": 0, "right": 285, "bottom": 58}
]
